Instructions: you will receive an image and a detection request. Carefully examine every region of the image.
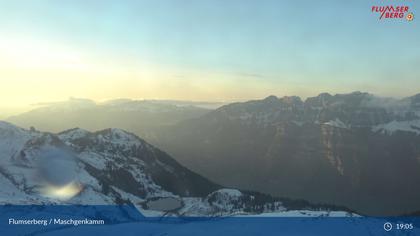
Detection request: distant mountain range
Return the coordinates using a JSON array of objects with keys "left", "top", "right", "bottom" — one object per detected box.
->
[
  {"left": 0, "top": 121, "right": 351, "bottom": 217},
  {"left": 150, "top": 92, "right": 420, "bottom": 216},
  {"left": 5, "top": 92, "right": 420, "bottom": 216},
  {"left": 7, "top": 98, "right": 214, "bottom": 135}
]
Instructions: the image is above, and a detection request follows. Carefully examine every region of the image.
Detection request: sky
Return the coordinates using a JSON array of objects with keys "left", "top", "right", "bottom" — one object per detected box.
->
[{"left": 0, "top": 0, "right": 419, "bottom": 115}]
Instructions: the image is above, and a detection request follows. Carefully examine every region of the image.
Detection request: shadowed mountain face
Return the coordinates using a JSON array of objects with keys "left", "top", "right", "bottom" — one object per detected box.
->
[{"left": 150, "top": 92, "right": 420, "bottom": 216}]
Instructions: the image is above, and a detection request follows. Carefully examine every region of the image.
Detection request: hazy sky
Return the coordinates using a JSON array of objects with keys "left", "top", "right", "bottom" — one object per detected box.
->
[{"left": 0, "top": 0, "right": 419, "bottom": 113}]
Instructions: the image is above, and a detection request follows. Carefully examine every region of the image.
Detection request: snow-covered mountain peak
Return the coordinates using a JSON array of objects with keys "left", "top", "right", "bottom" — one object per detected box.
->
[
  {"left": 0, "top": 120, "right": 26, "bottom": 133},
  {"left": 58, "top": 128, "right": 148, "bottom": 149},
  {"left": 91, "top": 128, "right": 146, "bottom": 150},
  {"left": 0, "top": 121, "right": 36, "bottom": 160},
  {"left": 57, "top": 127, "right": 147, "bottom": 154},
  {"left": 58, "top": 128, "right": 92, "bottom": 141},
  {"left": 96, "top": 128, "right": 140, "bottom": 143}
]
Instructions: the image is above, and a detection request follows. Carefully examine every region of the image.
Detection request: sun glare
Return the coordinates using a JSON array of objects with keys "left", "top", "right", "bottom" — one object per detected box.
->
[{"left": 39, "top": 182, "right": 83, "bottom": 201}]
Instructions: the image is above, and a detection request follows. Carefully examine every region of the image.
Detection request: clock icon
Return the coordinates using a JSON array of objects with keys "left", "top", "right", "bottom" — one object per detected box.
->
[{"left": 384, "top": 222, "right": 393, "bottom": 232}]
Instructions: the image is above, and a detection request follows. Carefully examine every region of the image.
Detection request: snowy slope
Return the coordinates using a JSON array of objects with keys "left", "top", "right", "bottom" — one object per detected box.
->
[
  {"left": 0, "top": 121, "right": 354, "bottom": 217},
  {"left": 322, "top": 119, "right": 350, "bottom": 129},
  {"left": 372, "top": 119, "right": 420, "bottom": 135}
]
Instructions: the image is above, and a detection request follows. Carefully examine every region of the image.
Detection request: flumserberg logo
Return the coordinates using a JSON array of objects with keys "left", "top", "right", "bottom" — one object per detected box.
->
[{"left": 371, "top": 5, "right": 414, "bottom": 21}]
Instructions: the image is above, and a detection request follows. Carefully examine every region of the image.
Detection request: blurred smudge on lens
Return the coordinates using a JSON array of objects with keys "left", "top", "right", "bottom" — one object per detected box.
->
[
  {"left": 35, "top": 147, "right": 82, "bottom": 200},
  {"left": 39, "top": 182, "right": 83, "bottom": 201}
]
